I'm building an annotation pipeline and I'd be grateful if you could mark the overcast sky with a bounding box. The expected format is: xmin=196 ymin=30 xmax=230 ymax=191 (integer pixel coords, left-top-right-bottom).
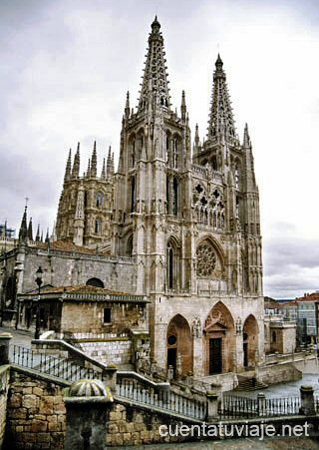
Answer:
xmin=1 ymin=0 xmax=319 ymax=298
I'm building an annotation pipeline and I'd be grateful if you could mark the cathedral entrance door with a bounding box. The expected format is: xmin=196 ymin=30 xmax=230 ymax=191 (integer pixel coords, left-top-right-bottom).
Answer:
xmin=209 ymin=338 xmax=222 ymax=374
xmin=167 ymin=348 xmax=177 ymax=377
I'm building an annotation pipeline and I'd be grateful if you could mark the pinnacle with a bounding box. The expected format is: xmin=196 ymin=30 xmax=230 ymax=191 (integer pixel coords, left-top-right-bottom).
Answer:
xmin=216 ymin=53 xmax=223 ymax=66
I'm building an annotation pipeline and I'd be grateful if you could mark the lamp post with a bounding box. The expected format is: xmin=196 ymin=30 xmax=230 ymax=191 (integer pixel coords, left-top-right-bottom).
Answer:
xmin=35 ymin=266 xmax=43 ymax=339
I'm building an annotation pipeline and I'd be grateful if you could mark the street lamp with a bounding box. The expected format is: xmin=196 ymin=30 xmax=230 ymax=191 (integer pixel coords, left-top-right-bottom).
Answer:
xmin=35 ymin=266 xmax=43 ymax=339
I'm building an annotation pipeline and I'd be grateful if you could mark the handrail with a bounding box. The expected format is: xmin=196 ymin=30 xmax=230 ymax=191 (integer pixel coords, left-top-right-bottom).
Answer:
xmin=32 ymin=339 xmax=112 ymax=372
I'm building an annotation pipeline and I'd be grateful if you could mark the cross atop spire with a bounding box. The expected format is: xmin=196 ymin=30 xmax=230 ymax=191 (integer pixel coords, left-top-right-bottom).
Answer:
xmin=207 ymin=54 xmax=236 ymax=144
xmin=138 ymin=16 xmax=171 ymax=112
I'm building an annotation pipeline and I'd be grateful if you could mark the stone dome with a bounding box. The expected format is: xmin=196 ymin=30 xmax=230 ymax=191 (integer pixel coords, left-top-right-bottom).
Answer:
xmin=69 ymin=379 xmax=107 ymax=397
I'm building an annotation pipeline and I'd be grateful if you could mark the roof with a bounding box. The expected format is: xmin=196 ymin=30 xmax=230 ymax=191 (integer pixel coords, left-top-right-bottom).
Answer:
xmin=296 ymin=292 xmax=319 ymax=302
xmin=35 ymin=240 xmax=110 ymax=255
xmin=18 ymin=284 xmax=149 ymax=303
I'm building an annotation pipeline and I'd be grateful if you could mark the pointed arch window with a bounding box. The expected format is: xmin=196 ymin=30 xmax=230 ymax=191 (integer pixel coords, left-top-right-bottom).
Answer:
xmin=131 ymin=176 xmax=136 ymax=213
xmin=96 ymin=192 xmax=104 ymax=208
xmin=235 ymin=163 xmax=240 ymax=189
xmin=167 ymin=242 xmax=174 ymax=290
xmin=173 ymin=178 xmax=178 ymax=216
xmin=95 ymin=218 xmax=102 ymax=234
xmin=173 ymin=138 xmax=178 ymax=168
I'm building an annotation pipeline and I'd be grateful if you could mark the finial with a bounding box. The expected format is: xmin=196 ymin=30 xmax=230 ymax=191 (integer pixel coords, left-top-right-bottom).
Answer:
xmin=101 ymin=157 xmax=106 ymax=179
xmin=151 ymin=15 xmax=161 ymax=33
xmin=181 ymin=90 xmax=186 ymax=120
xmin=243 ymin=123 xmax=251 ymax=148
xmin=125 ymin=91 xmax=130 ymax=118
xmin=216 ymin=53 xmax=223 ymax=67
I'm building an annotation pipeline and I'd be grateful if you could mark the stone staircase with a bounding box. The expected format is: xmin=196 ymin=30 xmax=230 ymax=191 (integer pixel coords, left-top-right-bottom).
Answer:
xmin=234 ymin=375 xmax=268 ymax=391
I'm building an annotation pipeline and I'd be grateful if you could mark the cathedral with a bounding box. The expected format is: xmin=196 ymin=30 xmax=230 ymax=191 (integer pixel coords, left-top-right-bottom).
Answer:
xmin=0 ymin=17 xmax=264 ymax=381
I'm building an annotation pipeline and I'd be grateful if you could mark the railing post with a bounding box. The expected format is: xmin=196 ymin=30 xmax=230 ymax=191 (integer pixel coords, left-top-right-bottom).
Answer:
xmin=300 ymin=385 xmax=315 ymax=416
xmin=257 ymin=393 xmax=266 ymax=417
xmin=0 ymin=332 xmax=12 ymax=365
xmin=206 ymin=390 xmax=220 ymax=422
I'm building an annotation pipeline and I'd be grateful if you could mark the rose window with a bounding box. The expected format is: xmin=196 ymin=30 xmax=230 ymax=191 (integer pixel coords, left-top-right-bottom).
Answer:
xmin=196 ymin=242 xmax=217 ymax=277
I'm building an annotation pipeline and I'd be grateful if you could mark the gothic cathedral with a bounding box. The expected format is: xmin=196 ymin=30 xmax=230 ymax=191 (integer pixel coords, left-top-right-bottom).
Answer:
xmin=55 ymin=17 xmax=264 ymax=378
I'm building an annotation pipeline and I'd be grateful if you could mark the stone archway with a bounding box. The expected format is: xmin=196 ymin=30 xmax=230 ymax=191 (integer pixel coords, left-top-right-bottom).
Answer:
xmin=167 ymin=314 xmax=192 ymax=378
xmin=243 ymin=315 xmax=259 ymax=368
xmin=204 ymin=302 xmax=235 ymax=375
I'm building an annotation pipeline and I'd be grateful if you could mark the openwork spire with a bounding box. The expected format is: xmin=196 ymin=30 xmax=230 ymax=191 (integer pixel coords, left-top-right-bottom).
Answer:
xmin=207 ymin=54 xmax=236 ymax=143
xmin=138 ymin=16 xmax=171 ymax=112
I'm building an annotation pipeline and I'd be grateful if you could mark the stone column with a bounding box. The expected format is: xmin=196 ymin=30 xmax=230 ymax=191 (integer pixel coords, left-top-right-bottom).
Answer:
xmin=235 ymin=332 xmax=243 ymax=372
xmin=0 ymin=333 xmax=12 ymax=364
xmin=300 ymin=385 xmax=315 ymax=416
xmin=206 ymin=391 xmax=220 ymax=421
xmin=257 ymin=392 xmax=266 ymax=416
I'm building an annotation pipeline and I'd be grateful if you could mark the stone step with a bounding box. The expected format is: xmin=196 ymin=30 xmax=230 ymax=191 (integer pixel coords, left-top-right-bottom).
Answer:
xmin=235 ymin=378 xmax=268 ymax=391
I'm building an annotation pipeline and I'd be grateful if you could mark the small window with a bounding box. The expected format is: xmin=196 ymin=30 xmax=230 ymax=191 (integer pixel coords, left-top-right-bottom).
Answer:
xmin=272 ymin=331 xmax=277 ymax=343
xmin=95 ymin=219 xmax=102 ymax=234
xmin=104 ymin=308 xmax=111 ymax=324
xmin=96 ymin=193 xmax=103 ymax=208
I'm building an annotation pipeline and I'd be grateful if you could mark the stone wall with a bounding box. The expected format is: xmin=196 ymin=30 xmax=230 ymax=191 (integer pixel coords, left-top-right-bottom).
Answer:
xmin=0 ymin=366 xmax=10 ymax=449
xmin=5 ymin=369 xmax=67 ymax=450
xmin=77 ymin=339 xmax=132 ymax=367
xmin=257 ymin=361 xmax=302 ymax=385
xmin=61 ymin=301 xmax=147 ymax=335
xmin=106 ymin=401 xmax=199 ymax=447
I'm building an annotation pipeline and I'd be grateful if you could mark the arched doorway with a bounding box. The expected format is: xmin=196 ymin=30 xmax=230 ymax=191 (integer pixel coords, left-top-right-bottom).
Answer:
xmin=204 ymin=302 xmax=235 ymax=375
xmin=243 ymin=315 xmax=259 ymax=368
xmin=167 ymin=314 xmax=192 ymax=378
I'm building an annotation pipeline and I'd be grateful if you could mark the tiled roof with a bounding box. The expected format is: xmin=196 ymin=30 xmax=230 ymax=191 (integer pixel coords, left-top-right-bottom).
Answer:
xmin=40 ymin=285 xmax=129 ymax=296
xmin=34 ymin=240 xmax=110 ymax=255
xmin=296 ymin=293 xmax=319 ymax=302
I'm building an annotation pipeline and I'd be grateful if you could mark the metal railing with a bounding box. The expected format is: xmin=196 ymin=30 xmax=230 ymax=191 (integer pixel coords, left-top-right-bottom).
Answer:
xmin=116 ymin=379 xmax=207 ymax=420
xmin=12 ymin=345 xmax=103 ymax=382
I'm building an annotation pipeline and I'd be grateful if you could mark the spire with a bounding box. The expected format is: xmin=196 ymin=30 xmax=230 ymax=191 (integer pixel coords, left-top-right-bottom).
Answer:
xmin=91 ymin=141 xmax=97 ymax=177
xmin=86 ymin=158 xmax=91 ymax=177
xmin=243 ymin=123 xmax=251 ymax=148
xmin=45 ymin=228 xmax=50 ymax=243
xmin=195 ymin=123 xmax=200 ymax=147
xmin=242 ymin=123 xmax=256 ymax=189
xmin=27 ymin=217 xmax=33 ymax=241
xmin=64 ymin=149 xmax=72 ymax=182
xmin=72 ymin=143 xmax=80 ymax=177
xmin=101 ymin=157 xmax=106 ymax=179
xmin=19 ymin=206 xmax=28 ymax=242
xmin=40 ymin=230 xmax=43 ymax=243
xmin=207 ymin=54 xmax=236 ymax=143
xmin=35 ymin=224 xmax=40 ymax=242
xmin=181 ymin=90 xmax=186 ymax=121
xmin=107 ymin=146 xmax=112 ymax=177
xmin=111 ymin=152 xmax=114 ymax=174
xmin=138 ymin=16 xmax=171 ymax=112
xmin=125 ymin=91 xmax=130 ymax=118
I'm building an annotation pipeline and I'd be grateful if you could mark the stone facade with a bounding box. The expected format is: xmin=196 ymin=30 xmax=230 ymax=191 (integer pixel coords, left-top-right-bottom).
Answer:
xmin=0 ymin=17 xmax=265 ymax=381
xmin=5 ymin=369 xmax=66 ymax=450
xmin=0 ymin=366 xmax=9 ymax=448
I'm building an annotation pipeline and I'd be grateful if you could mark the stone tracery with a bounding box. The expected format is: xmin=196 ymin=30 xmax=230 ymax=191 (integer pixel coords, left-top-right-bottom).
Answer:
xmin=196 ymin=240 xmax=217 ymax=277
